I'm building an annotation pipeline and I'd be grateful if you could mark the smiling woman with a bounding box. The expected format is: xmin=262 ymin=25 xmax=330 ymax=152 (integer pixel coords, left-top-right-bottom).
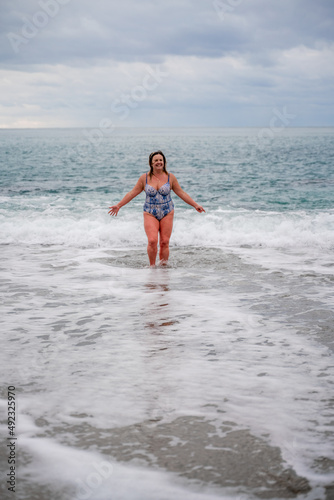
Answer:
xmin=108 ymin=150 xmax=205 ymax=266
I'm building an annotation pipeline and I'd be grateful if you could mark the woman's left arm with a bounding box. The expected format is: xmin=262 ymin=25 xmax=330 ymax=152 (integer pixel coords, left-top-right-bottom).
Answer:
xmin=170 ymin=173 xmax=205 ymax=213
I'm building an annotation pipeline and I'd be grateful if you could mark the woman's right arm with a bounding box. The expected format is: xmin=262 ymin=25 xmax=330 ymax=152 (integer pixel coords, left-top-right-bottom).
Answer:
xmin=108 ymin=175 xmax=145 ymax=216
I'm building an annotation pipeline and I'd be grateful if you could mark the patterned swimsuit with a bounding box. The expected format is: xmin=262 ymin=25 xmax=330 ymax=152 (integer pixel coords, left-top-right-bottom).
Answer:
xmin=143 ymin=173 xmax=174 ymax=221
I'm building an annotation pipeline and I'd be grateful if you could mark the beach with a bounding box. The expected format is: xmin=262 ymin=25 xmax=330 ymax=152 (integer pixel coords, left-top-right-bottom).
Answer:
xmin=1 ymin=127 xmax=334 ymax=499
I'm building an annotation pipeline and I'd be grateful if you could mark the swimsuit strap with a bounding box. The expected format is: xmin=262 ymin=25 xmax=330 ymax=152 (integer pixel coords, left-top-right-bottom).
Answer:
xmin=146 ymin=173 xmax=147 ymax=184
xmin=168 ymin=174 xmax=170 ymax=183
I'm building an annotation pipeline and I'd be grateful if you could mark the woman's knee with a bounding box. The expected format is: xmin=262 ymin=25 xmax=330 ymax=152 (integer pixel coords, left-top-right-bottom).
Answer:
xmin=148 ymin=237 xmax=158 ymax=248
xmin=160 ymin=237 xmax=170 ymax=248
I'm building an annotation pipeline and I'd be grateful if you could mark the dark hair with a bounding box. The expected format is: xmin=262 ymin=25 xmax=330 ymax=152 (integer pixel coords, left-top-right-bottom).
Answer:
xmin=148 ymin=151 xmax=168 ymax=178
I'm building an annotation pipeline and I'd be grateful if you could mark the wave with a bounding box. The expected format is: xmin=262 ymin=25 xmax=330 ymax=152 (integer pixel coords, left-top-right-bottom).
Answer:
xmin=1 ymin=207 xmax=333 ymax=252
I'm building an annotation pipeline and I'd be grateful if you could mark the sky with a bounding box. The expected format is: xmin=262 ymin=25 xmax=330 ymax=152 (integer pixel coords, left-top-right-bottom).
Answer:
xmin=0 ymin=0 xmax=333 ymax=128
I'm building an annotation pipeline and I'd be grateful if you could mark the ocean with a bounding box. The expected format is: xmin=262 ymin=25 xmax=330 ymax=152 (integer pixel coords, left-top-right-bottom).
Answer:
xmin=0 ymin=127 xmax=333 ymax=500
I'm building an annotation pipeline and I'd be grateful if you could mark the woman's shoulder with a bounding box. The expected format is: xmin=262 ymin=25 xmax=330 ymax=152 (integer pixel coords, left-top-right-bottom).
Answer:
xmin=138 ymin=172 xmax=147 ymax=182
xmin=134 ymin=173 xmax=147 ymax=188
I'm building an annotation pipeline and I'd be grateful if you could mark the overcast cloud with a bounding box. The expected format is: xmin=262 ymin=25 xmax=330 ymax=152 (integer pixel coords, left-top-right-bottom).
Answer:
xmin=0 ymin=0 xmax=333 ymax=128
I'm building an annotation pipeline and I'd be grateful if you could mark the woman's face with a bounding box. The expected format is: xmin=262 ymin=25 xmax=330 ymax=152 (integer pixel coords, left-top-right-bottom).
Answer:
xmin=151 ymin=154 xmax=164 ymax=170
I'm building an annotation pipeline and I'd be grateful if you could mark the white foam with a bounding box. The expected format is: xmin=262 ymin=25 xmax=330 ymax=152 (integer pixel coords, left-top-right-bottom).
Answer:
xmin=173 ymin=208 xmax=334 ymax=250
xmin=1 ymin=206 xmax=333 ymax=256
xmin=17 ymin=423 xmax=235 ymax=500
xmin=1 ymin=203 xmax=333 ymax=499
xmin=4 ymin=277 xmax=333 ymax=490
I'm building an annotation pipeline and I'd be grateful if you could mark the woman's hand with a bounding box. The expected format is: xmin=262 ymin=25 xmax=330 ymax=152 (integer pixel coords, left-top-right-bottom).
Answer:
xmin=195 ymin=204 xmax=205 ymax=213
xmin=108 ymin=205 xmax=120 ymax=216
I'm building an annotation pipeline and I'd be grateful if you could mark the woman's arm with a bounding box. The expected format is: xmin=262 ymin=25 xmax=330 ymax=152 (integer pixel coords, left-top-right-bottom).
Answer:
xmin=170 ymin=173 xmax=205 ymax=213
xmin=108 ymin=174 xmax=145 ymax=216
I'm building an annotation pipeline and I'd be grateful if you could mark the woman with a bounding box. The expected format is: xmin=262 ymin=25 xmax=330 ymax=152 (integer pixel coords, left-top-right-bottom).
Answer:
xmin=108 ymin=151 xmax=205 ymax=266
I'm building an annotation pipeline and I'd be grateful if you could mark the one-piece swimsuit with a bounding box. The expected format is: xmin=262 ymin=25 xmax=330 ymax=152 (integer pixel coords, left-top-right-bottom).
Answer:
xmin=143 ymin=173 xmax=174 ymax=221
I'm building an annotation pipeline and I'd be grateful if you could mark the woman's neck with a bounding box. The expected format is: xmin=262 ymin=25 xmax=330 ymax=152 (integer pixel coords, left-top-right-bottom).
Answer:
xmin=152 ymin=169 xmax=165 ymax=178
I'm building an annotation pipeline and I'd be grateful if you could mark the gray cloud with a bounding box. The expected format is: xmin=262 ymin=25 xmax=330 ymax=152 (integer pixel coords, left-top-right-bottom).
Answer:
xmin=2 ymin=0 xmax=333 ymax=64
xmin=0 ymin=0 xmax=333 ymax=127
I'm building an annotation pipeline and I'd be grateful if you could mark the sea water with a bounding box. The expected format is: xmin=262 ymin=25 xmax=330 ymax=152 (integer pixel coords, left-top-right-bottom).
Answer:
xmin=0 ymin=127 xmax=334 ymax=500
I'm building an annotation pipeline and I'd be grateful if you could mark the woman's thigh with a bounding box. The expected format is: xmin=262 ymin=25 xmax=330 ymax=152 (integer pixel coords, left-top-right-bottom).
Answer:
xmin=159 ymin=210 xmax=174 ymax=242
xmin=144 ymin=212 xmax=160 ymax=242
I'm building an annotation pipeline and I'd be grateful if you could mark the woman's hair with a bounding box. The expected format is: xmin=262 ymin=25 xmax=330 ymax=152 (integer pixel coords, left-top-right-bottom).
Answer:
xmin=148 ymin=150 xmax=168 ymax=178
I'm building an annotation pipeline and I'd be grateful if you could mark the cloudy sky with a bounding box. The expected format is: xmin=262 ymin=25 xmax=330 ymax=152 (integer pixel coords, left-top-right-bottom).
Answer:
xmin=0 ymin=0 xmax=333 ymax=128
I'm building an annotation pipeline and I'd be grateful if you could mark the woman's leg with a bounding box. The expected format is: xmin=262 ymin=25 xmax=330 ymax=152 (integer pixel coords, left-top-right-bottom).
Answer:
xmin=159 ymin=210 xmax=174 ymax=263
xmin=144 ymin=213 xmax=160 ymax=266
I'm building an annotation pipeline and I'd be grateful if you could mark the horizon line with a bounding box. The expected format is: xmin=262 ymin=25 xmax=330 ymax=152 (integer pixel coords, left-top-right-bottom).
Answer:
xmin=1 ymin=125 xmax=334 ymax=131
